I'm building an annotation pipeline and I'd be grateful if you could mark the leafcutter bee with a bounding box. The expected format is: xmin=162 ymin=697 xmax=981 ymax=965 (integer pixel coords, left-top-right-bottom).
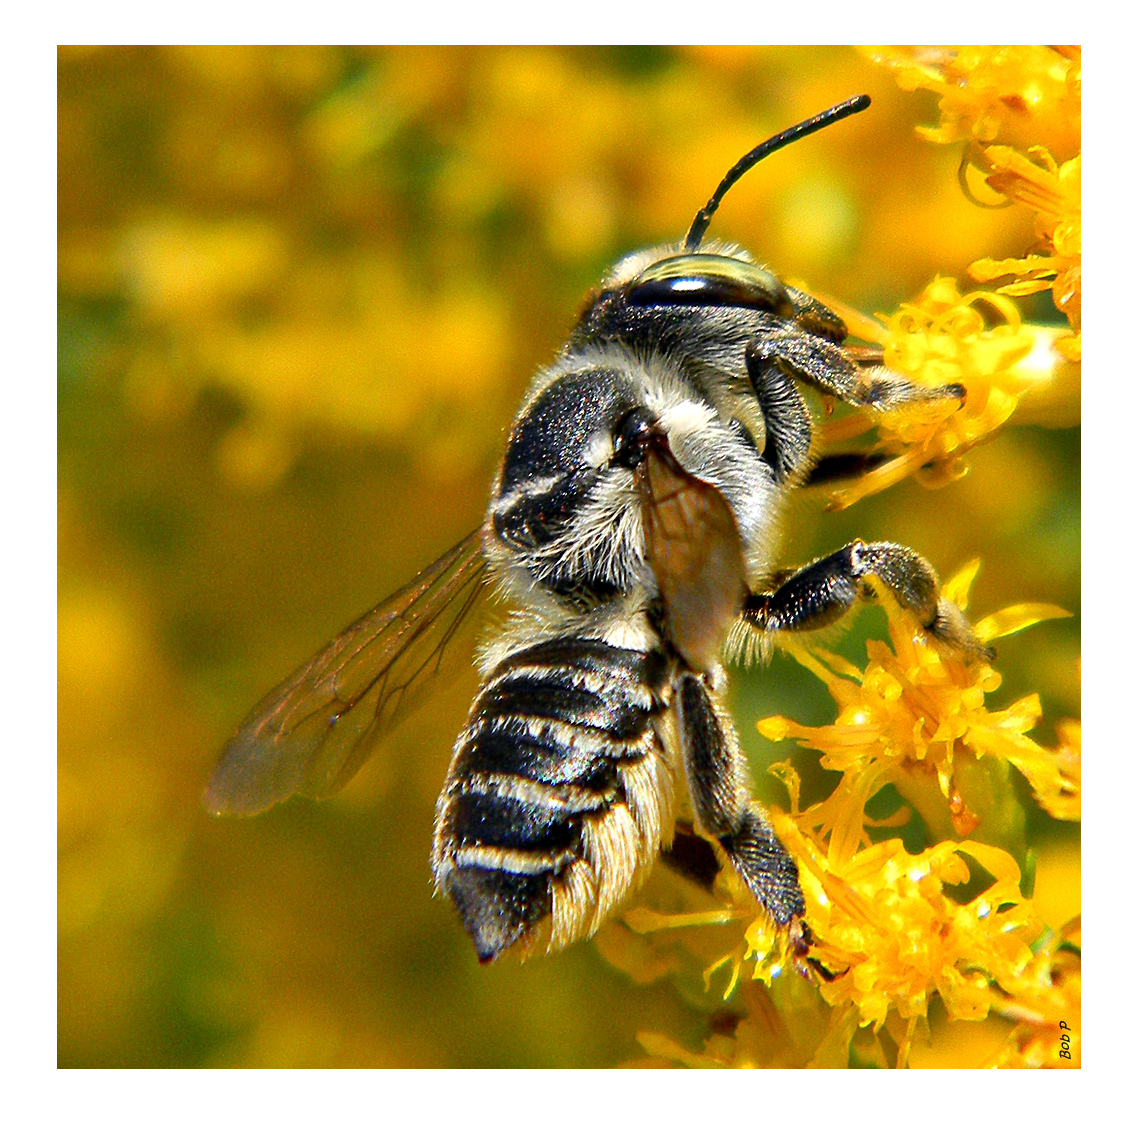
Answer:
xmin=207 ymin=95 xmax=986 ymax=963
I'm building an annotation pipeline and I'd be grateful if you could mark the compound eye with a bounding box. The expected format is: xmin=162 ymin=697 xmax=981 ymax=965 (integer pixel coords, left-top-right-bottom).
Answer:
xmin=611 ymin=407 xmax=655 ymax=469
xmin=628 ymin=254 xmax=793 ymax=317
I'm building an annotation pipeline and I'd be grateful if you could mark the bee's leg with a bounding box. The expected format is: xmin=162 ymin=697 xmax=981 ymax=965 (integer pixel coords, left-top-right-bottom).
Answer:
xmin=744 ymin=346 xmax=812 ymax=483
xmin=743 ymin=540 xmax=993 ymax=660
xmin=800 ymin=450 xmax=891 ymax=487
xmin=660 ymin=821 xmax=723 ymax=893
xmin=674 ymin=671 xmax=805 ymax=927
xmin=748 ymin=329 xmax=964 ymax=412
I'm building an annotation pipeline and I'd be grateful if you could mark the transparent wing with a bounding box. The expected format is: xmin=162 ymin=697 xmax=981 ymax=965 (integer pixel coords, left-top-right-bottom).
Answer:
xmin=205 ymin=531 xmax=489 ymax=816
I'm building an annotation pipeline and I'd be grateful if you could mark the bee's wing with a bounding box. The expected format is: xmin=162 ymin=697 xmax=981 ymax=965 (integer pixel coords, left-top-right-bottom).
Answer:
xmin=205 ymin=531 xmax=489 ymax=816
xmin=639 ymin=449 xmax=746 ymax=673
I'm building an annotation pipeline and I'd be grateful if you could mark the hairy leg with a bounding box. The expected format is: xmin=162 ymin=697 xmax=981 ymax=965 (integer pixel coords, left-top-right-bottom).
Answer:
xmin=743 ymin=540 xmax=993 ymax=661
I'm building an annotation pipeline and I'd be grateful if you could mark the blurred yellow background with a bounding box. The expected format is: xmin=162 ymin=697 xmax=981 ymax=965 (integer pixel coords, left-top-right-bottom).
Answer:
xmin=58 ymin=45 xmax=1078 ymax=1067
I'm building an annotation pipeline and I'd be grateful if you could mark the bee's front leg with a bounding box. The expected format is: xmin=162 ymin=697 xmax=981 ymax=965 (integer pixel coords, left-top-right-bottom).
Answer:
xmin=744 ymin=344 xmax=812 ymax=485
xmin=673 ymin=671 xmax=805 ymax=928
xmin=748 ymin=327 xmax=964 ymax=412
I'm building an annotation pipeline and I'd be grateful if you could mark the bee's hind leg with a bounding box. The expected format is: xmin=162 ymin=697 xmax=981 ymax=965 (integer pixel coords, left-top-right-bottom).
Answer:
xmin=673 ymin=671 xmax=805 ymax=928
xmin=800 ymin=450 xmax=891 ymax=487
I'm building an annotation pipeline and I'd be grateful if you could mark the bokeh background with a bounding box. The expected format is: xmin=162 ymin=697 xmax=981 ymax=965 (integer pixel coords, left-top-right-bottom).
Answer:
xmin=58 ymin=45 xmax=1079 ymax=1067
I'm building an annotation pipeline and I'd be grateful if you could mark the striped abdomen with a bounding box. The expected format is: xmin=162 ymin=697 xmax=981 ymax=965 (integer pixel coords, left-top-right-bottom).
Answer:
xmin=432 ymin=636 xmax=676 ymax=962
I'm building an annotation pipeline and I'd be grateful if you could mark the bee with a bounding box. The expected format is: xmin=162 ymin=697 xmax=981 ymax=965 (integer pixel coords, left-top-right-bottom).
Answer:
xmin=206 ymin=95 xmax=989 ymax=964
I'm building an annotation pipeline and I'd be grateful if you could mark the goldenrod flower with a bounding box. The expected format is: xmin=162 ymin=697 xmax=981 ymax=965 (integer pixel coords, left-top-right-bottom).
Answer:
xmin=865 ymin=46 xmax=1081 ymax=363
xmin=819 ymin=279 xmax=1048 ymax=508
xmin=740 ymin=573 xmax=1075 ymax=1066
xmin=808 ymin=45 xmax=1081 ymax=508
xmin=969 ymin=148 xmax=1081 ymax=360
xmin=758 ymin=822 xmax=1042 ymax=1049
xmin=985 ymin=917 xmax=1080 ymax=1068
xmin=618 ymin=822 xmax=1064 ymax=1068
xmin=756 ymin=566 xmax=1077 ymax=837
xmin=861 ymin=46 xmax=1079 ymax=153
xmin=607 ymin=566 xmax=1078 ymax=1069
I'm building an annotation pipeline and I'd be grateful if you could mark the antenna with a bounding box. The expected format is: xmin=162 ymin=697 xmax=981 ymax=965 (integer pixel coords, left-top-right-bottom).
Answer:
xmin=684 ymin=94 xmax=871 ymax=253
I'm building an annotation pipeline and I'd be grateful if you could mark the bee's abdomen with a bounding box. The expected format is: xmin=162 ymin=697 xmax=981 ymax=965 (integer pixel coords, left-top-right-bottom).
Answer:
xmin=433 ymin=637 xmax=675 ymax=962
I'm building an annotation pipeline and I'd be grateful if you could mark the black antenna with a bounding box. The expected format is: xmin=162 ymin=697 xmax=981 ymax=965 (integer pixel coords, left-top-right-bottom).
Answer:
xmin=684 ymin=94 xmax=871 ymax=253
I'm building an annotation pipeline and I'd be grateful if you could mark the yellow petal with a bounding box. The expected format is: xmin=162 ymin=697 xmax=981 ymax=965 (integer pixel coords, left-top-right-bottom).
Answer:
xmin=943 ymin=559 xmax=982 ymax=608
xmin=975 ymin=603 xmax=1072 ymax=643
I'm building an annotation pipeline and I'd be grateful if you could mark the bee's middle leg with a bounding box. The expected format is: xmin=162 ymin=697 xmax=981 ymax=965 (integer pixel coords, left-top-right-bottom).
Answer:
xmin=742 ymin=540 xmax=993 ymax=660
xmin=674 ymin=671 xmax=804 ymax=927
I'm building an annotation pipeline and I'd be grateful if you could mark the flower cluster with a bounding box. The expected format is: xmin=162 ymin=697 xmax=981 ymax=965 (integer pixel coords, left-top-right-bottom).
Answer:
xmin=746 ymin=574 xmax=1079 ymax=1063
xmin=614 ymin=577 xmax=1079 ymax=1069
xmin=985 ymin=917 xmax=1081 ymax=1068
xmin=757 ymin=565 xmax=1077 ymax=833
xmin=861 ymin=45 xmax=1079 ymax=151
xmin=969 ymin=147 xmax=1081 ymax=361
xmin=802 ymin=47 xmax=1082 ymax=510
xmin=865 ymin=45 xmax=1081 ymax=360
xmin=806 ymin=45 xmax=1081 ymax=509
xmin=761 ymin=828 xmax=1042 ymax=1061
xmin=818 ymin=279 xmax=1050 ymax=509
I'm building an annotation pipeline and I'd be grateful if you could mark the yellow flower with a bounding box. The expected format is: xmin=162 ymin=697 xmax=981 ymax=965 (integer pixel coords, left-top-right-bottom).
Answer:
xmin=969 ymin=149 xmax=1081 ymax=360
xmin=984 ymin=917 xmax=1080 ymax=1068
xmin=606 ymin=566 xmax=1077 ymax=1069
xmin=861 ymin=46 xmax=1079 ymax=152
xmin=756 ymin=821 xmax=1042 ymax=1047
xmin=756 ymin=565 xmax=1077 ymax=838
xmin=818 ymin=279 xmax=1049 ymax=509
xmin=864 ymin=45 xmax=1081 ymax=364
xmin=623 ymin=817 xmax=1059 ymax=1067
xmin=737 ymin=569 xmax=1076 ymax=1064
